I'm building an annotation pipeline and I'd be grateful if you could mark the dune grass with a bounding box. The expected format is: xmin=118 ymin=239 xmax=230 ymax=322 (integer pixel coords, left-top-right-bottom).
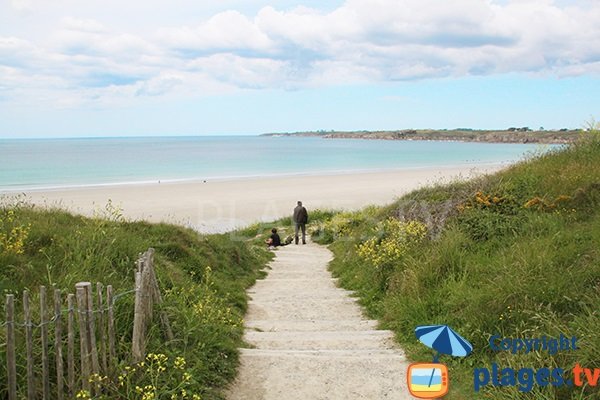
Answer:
xmin=312 ymin=135 xmax=600 ymax=399
xmin=0 ymin=200 xmax=272 ymax=399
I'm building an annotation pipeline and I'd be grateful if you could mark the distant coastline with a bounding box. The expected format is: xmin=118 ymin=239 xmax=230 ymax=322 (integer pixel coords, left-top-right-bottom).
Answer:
xmin=261 ymin=129 xmax=580 ymax=144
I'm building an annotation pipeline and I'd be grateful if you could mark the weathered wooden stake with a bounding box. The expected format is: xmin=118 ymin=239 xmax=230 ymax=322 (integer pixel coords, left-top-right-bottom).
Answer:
xmin=67 ymin=293 xmax=75 ymax=398
xmin=84 ymin=283 xmax=100 ymax=377
xmin=23 ymin=290 xmax=35 ymax=400
xmin=106 ymin=285 xmax=116 ymax=369
xmin=54 ymin=289 xmax=64 ymax=400
xmin=131 ymin=270 xmax=145 ymax=362
xmin=40 ymin=286 xmax=50 ymax=399
xmin=6 ymin=294 xmax=17 ymax=400
xmin=97 ymin=282 xmax=107 ymax=374
xmin=76 ymin=283 xmax=91 ymax=392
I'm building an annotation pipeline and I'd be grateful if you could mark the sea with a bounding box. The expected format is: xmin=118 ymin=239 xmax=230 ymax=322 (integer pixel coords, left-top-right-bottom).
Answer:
xmin=0 ymin=136 xmax=552 ymax=192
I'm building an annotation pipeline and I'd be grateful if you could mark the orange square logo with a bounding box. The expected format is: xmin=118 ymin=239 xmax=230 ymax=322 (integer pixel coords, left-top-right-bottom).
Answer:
xmin=407 ymin=363 xmax=449 ymax=399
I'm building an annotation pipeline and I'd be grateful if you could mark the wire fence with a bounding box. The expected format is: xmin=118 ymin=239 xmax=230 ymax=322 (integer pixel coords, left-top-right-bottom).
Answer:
xmin=1 ymin=248 xmax=170 ymax=400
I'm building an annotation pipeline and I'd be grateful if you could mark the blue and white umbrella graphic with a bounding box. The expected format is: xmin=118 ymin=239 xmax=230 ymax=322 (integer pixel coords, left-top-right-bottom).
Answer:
xmin=415 ymin=324 xmax=473 ymax=362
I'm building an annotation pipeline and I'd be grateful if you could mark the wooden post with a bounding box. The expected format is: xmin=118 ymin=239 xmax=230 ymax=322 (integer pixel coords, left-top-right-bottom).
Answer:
xmin=97 ymin=282 xmax=107 ymax=375
xmin=23 ymin=290 xmax=35 ymax=400
xmin=76 ymin=284 xmax=91 ymax=392
xmin=6 ymin=294 xmax=17 ymax=400
xmin=40 ymin=286 xmax=50 ymax=399
xmin=143 ymin=260 xmax=153 ymax=328
xmin=54 ymin=289 xmax=64 ymax=400
xmin=106 ymin=285 xmax=116 ymax=369
xmin=85 ymin=283 xmax=100 ymax=376
xmin=131 ymin=270 xmax=145 ymax=362
xmin=67 ymin=294 xmax=75 ymax=398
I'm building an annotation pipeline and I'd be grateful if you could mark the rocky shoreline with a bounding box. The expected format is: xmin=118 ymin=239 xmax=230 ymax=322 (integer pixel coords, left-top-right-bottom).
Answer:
xmin=263 ymin=129 xmax=581 ymax=144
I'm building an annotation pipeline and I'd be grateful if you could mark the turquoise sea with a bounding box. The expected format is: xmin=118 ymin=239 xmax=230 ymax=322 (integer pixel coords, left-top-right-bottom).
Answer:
xmin=0 ymin=136 xmax=549 ymax=191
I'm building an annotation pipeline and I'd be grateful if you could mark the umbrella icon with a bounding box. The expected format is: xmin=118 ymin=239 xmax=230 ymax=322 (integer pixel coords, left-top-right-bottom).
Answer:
xmin=414 ymin=325 xmax=473 ymax=391
xmin=415 ymin=324 xmax=473 ymax=363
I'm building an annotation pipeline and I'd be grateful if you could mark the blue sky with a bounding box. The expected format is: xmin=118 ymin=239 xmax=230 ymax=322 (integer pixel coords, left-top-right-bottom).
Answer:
xmin=1 ymin=0 xmax=599 ymax=138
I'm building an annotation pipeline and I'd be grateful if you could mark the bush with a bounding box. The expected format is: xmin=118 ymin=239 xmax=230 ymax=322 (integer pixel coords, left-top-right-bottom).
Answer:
xmin=356 ymin=219 xmax=427 ymax=288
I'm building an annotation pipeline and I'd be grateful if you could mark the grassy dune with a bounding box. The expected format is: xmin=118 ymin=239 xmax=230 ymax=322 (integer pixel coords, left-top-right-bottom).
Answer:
xmin=0 ymin=201 xmax=272 ymax=399
xmin=312 ymin=136 xmax=600 ymax=399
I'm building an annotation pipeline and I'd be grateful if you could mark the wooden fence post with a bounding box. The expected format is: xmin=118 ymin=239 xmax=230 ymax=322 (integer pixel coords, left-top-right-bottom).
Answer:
xmin=131 ymin=269 xmax=145 ymax=363
xmin=132 ymin=249 xmax=173 ymax=361
xmin=97 ymin=282 xmax=107 ymax=375
xmin=6 ymin=294 xmax=17 ymax=400
xmin=67 ymin=293 xmax=75 ymax=398
xmin=76 ymin=283 xmax=91 ymax=392
xmin=40 ymin=286 xmax=50 ymax=399
xmin=54 ymin=289 xmax=64 ymax=400
xmin=85 ymin=283 xmax=100 ymax=377
xmin=23 ymin=290 xmax=35 ymax=400
xmin=106 ymin=285 xmax=116 ymax=370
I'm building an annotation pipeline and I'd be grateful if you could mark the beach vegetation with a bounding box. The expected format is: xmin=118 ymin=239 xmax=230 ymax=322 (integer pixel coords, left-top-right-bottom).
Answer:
xmin=0 ymin=201 xmax=271 ymax=399
xmin=313 ymin=134 xmax=600 ymax=399
xmin=0 ymin=208 xmax=31 ymax=255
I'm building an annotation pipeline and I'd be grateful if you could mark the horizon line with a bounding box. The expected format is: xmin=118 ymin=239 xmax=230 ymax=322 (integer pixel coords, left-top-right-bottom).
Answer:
xmin=0 ymin=127 xmax=583 ymax=140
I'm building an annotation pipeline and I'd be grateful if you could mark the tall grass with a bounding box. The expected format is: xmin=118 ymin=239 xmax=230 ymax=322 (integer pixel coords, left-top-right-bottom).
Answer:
xmin=0 ymin=200 xmax=272 ymax=399
xmin=314 ymin=136 xmax=600 ymax=399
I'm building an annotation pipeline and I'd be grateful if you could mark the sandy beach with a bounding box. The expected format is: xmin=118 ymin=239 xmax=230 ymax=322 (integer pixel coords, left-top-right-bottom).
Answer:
xmin=20 ymin=165 xmax=502 ymax=233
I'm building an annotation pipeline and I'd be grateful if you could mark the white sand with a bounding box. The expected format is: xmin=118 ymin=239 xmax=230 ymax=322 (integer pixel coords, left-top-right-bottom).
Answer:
xmin=21 ymin=165 xmax=502 ymax=232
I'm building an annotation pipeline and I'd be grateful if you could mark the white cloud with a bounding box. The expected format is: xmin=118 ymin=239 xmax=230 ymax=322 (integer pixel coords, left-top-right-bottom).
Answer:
xmin=9 ymin=0 xmax=32 ymax=13
xmin=187 ymin=53 xmax=289 ymax=88
xmin=135 ymin=72 xmax=185 ymax=96
xmin=61 ymin=17 xmax=108 ymax=34
xmin=1 ymin=0 xmax=600 ymax=108
xmin=159 ymin=10 xmax=274 ymax=52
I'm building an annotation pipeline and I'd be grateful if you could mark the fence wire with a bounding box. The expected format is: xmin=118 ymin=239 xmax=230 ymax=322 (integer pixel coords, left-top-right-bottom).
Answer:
xmin=0 ymin=288 xmax=138 ymax=329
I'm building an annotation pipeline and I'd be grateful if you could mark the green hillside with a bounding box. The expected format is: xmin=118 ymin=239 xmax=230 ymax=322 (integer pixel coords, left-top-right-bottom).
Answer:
xmin=0 ymin=201 xmax=272 ymax=399
xmin=312 ymin=135 xmax=600 ymax=399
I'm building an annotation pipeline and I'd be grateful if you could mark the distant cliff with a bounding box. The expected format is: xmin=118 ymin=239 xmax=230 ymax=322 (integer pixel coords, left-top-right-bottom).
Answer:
xmin=262 ymin=129 xmax=581 ymax=144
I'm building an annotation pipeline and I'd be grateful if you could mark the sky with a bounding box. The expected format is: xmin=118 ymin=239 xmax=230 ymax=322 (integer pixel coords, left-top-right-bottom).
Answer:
xmin=1 ymin=0 xmax=600 ymax=138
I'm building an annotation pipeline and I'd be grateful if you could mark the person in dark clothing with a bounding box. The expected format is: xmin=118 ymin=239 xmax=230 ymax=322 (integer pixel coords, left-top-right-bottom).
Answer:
xmin=266 ymin=228 xmax=282 ymax=248
xmin=292 ymin=201 xmax=308 ymax=245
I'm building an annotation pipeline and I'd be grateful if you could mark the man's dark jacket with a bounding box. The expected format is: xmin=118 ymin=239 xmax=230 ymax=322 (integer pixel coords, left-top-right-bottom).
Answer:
xmin=293 ymin=205 xmax=308 ymax=224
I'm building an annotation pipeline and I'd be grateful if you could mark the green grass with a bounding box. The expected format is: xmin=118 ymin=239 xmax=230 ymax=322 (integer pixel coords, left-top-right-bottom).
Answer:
xmin=0 ymin=200 xmax=272 ymax=399
xmin=313 ymin=136 xmax=600 ymax=399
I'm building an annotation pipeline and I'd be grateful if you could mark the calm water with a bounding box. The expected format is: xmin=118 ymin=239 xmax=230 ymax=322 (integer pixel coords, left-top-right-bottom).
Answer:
xmin=0 ymin=136 xmax=549 ymax=191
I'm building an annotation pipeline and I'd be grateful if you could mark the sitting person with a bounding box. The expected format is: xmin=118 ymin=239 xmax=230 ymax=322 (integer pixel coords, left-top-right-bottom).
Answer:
xmin=265 ymin=228 xmax=282 ymax=248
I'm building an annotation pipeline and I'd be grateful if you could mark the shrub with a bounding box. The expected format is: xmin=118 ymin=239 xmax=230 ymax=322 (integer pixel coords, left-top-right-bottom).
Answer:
xmin=0 ymin=208 xmax=31 ymax=255
xmin=356 ymin=218 xmax=427 ymax=286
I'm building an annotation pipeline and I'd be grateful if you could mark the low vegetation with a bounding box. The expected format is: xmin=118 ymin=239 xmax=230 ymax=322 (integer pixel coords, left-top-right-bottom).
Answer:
xmin=263 ymin=128 xmax=582 ymax=144
xmin=311 ymin=133 xmax=600 ymax=399
xmin=0 ymin=200 xmax=272 ymax=399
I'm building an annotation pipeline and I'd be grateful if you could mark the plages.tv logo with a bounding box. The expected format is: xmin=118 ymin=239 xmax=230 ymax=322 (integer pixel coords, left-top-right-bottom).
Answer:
xmin=408 ymin=325 xmax=473 ymax=399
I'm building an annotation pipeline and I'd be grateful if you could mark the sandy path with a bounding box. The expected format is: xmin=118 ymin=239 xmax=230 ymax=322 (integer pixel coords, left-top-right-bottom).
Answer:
xmin=226 ymin=240 xmax=415 ymax=400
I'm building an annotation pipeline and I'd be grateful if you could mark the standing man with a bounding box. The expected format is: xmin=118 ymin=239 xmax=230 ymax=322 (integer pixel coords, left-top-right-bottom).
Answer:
xmin=293 ymin=200 xmax=308 ymax=245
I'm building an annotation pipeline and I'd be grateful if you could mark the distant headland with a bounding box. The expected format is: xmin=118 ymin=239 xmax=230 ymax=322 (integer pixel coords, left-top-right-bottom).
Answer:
xmin=261 ymin=128 xmax=581 ymax=144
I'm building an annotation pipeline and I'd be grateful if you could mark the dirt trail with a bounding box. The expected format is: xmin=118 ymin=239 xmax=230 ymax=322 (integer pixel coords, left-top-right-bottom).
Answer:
xmin=226 ymin=240 xmax=414 ymax=400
